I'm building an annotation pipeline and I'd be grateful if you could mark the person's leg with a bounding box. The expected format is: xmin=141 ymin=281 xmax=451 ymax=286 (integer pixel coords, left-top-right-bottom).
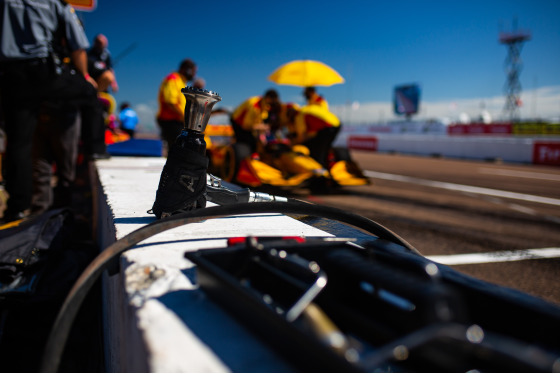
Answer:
xmin=1 ymin=60 xmax=53 ymax=219
xmin=158 ymin=119 xmax=183 ymax=151
xmin=305 ymin=126 xmax=339 ymax=168
xmin=305 ymin=133 xmax=328 ymax=168
xmin=50 ymin=67 xmax=107 ymax=158
xmin=31 ymin=104 xmax=56 ymax=215
xmin=123 ymin=128 xmax=134 ymax=138
xmin=3 ymin=103 xmax=40 ymax=217
xmin=80 ymin=99 xmax=107 ymax=157
xmin=52 ymin=105 xmax=80 ymax=209
xmin=158 ymin=119 xmax=172 ymax=150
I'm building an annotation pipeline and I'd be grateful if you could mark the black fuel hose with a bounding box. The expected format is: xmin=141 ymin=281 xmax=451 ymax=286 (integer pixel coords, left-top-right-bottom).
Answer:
xmin=40 ymin=200 xmax=418 ymax=372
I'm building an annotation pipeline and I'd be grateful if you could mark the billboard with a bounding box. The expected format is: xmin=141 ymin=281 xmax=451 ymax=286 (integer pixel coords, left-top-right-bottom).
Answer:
xmin=533 ymin=142 xmax=560 ymax=166
xmin=347 ymin=135 xmax=378 ymax=151
xmin=394 ymin=84 xmax=420 ymax=116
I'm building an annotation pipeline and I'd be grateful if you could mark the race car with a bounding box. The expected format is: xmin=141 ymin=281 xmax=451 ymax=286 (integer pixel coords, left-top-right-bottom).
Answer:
xmin=204 ymin=123 xmax=369 ymax=193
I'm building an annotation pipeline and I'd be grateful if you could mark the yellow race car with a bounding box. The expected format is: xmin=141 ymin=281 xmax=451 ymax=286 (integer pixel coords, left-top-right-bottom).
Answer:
xmin=205 ymin=124 xmax=369 ymax=193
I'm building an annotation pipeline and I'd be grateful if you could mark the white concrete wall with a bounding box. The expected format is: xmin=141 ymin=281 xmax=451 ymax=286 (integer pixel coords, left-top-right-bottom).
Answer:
xmin=93 ymin=156 xmax=331 ymax=372
xmin=377 ymin=134 xmax=534 ymax=163
xmin=335 ymin=132 xmax=559 ymax=164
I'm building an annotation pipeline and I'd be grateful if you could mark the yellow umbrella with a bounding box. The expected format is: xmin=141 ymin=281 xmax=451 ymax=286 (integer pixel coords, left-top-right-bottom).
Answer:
xmin=268 ymin=60 xmax=345 ymax=87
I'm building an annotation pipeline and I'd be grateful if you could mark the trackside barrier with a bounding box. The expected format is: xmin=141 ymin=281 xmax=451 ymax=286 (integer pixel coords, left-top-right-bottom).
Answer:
xmin=447 ymin=123 xmax=512 ymax=135
xmin=347 ymin=135 xmax=378 ymax=151
xmin=446 ymin=122 xmax=560 ymax=135
xmin=533 ymin=141 xmax=560 ymax=165
xmin=336 ymin=133 xmax=560 ymax=166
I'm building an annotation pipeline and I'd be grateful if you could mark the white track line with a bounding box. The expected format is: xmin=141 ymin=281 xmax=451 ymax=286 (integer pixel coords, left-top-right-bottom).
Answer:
xmin=478 ymin=167 xmax=560 ymax=181
xmin=426 ymin=247 xmax=560 ymax=265
xmin=364 ymin=170 xmax=560 ymax=206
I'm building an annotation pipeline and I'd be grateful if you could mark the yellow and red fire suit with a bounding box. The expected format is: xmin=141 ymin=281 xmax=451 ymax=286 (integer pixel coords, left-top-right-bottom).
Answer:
xmin=306 ymin=92 xmax=329 ymax=111
xmin=157 ymin=71 xmax=187 ymax=122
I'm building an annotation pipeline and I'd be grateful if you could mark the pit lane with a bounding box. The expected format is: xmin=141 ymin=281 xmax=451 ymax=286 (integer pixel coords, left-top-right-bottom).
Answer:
xmin=298 ymin=151 xmax=560 ymax=306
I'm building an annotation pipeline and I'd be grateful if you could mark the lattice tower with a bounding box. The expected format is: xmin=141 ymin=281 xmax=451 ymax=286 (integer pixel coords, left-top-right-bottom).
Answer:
xmin=499 ymin=24 xmax=531 ymax=122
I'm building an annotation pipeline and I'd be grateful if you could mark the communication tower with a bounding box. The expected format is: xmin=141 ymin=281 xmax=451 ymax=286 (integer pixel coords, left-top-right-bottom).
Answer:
xmin=499 ymin=20 xmax=531 ymax=122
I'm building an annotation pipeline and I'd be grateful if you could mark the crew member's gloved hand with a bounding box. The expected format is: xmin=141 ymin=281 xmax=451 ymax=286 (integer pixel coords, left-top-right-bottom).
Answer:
xmin=151 ymin=142 xmax=208 ymax=219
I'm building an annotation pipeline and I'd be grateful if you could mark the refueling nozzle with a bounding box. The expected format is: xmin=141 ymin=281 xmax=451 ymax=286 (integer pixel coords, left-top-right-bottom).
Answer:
xmin=206 ymin=174 xmax=287 ymax=206
xmin=150 ymin=87 xmax=222 ymax=219
xmin=181 ymin=86 xmax=222 ymax=133
xmin=150 ymin=86 xmax=287 ymax=219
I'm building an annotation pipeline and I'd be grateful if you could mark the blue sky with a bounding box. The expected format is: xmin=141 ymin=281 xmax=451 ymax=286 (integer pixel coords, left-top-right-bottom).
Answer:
xmin=77 ymin=0 xmax=560 ymax=130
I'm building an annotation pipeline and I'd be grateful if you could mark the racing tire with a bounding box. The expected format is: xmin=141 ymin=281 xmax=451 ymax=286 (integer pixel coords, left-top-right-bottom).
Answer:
xmin=331 ymin=146 xmax=352 ymax=162
xmin=221 ymin=142 xmax=252 ymax=182
xmin=309 ymin=176 xmax=335 ymax=195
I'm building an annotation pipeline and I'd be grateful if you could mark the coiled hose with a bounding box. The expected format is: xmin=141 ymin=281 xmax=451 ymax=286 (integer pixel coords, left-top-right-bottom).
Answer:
xmin=40 ymin=200 xmax=418 ymax=372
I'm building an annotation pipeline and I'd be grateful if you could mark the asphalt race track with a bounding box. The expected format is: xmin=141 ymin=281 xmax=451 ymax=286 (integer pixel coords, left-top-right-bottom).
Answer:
xmin=301 ymin=151 xmax=560 ymax=306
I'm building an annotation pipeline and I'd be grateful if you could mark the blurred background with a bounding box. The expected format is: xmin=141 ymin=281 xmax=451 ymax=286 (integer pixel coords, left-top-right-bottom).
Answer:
xmin=74 ymin=0 xmax=560 ymax=135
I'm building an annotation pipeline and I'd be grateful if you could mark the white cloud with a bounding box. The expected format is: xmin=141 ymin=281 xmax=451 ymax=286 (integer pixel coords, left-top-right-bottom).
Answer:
xmin=332 ymin=85 xmax=560 ymax=124
xmin=131 ymin=86 xmax=560 ymax=135
xmin=134 ymin=102 xmax=158 ymax=133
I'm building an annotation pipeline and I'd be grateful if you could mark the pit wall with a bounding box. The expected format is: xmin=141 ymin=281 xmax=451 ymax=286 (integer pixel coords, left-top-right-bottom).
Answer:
xmin=334 ymin=124 xmax=560 ymax=166
xmin=345 ymin=121 xmax=560 ymax=136
xmin=92 ymin=156 xmax=332 ymax=372
xmin=447 ymin=122 xmax=560 ymax=136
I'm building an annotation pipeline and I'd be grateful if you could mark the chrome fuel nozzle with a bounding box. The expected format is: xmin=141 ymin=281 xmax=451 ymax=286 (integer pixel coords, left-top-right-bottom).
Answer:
xmin=151 ymin=86 xmax=222 ymax=219
xmin=181 ymin=86 xmax=222 ymax=133
xmin=206 ymin=174 xmax=288 ymax=205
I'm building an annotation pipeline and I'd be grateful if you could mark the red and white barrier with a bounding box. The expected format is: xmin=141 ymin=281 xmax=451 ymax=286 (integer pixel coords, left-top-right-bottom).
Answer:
xmin=336 ymin=130 xmax=560 ymax=166
xmin=347 ymin=135 xmax=378 ymax=151
xmin=533 ymin=142 xmax=560 ymax=165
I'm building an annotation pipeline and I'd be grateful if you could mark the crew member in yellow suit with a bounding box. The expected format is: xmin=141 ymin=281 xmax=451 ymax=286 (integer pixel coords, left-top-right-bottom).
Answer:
xmin=230 ymin=89 xmax=281 ymax=152
xmin=156 ymin=58 xmax=197 ymax=148
xmin=303 ymin=86 xmax=329 ymax=110
xmin=286 ymin=103 xmax=341 ymax=168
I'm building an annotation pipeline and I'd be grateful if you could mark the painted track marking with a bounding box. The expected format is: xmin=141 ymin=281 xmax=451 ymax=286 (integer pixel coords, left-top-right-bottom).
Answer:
xmin=427 ymin=247 xmax=560 ymax=265
xmin=478 ymin=167 xmax=560 ymax=181
xmin=364 ymin=170 xmax=560 ymax=206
